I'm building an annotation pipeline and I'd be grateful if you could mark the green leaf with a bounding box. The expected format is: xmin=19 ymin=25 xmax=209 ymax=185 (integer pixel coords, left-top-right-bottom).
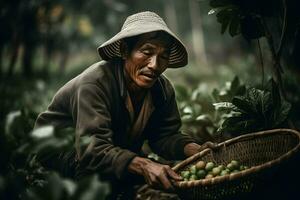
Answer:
xmin=213 ymin=102 xmax=237 ymax=112
xmin=216 ymin=9 xmax=232 ymax=34
xmin=218 ymin=116 xmax=257 ymax=135
xmin=5 ymin=110 xmax=22 ymax=135
xmin=74 ymin=175 xmax=110 ymax=200
xmin=62 ymin=179 xmax=77 ymax=196
xmin=31 ymin=126 xmax=55 ymax=139
xmin=273 ymin=101 xmax=291 ymax=127
xmin=248 ymin=88 xmax=271 ymax=118
xmin=230 ymin=76 xmax=240 ymax=92
xmin=191 ymin=88 xmax=203 ymax=101
xmin=208 ymin=9 xmax=216 ymax=15
xmin=183 ymin=106 xmax=193 ymax=115
xmin=193 ymin=104 xmax=202 ymax=116
xmin=148 ymin=153 xmax=159 ymax=161
xmin=232 ymin=96 xmax=254 ymax=114
xmin=211 ymin=88 xmax=219 ymax=101
xmin=181 ymin=114 xmax=194 ymax=123
xmin=247 ymin=88 xmax=266 ymax=113
xmin=175 ymin=85 xmax=190 ymax=101
xmin=196 ymin=114 xmax=214 ymax=126
xmin=229 ymin=14 xmax=241 ymax=37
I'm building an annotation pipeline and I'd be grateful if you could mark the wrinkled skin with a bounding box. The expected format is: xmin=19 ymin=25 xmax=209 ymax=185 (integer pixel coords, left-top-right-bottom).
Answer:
xmin=123 ymin=32 xmax=170 ymax=90
xmin=123 ymin=32 xmax=207 ymax=190
xmin=124 ymin=33 xmax=182 ymax=190
xmin=128 ymin=157 xmax=182 ymax=191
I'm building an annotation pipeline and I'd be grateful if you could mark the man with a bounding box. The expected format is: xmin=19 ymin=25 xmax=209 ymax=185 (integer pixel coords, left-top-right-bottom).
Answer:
xmin=35 ymin=11 xmax=207 ymax=199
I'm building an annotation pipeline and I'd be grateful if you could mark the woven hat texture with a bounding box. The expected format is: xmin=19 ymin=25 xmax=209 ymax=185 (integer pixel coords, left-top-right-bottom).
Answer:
xmin=97 ymin=11 xmax=188 ymax=68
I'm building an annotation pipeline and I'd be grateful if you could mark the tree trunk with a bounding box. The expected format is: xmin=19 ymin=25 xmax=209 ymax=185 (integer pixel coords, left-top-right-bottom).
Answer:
xmin=188 ymin=0 xmax=208 ymax=66
xmin=7 ymin=34 xmax=20 ymax=77
xmin=22 ymin=43 xmax=34 ymax=77
xmin=0 ymin=44 xmax=3 ymax=77
xmin=163 ymin=0 xmax=178 ymax=33
xmin=59 ymin=47 xmax=69 ymax=74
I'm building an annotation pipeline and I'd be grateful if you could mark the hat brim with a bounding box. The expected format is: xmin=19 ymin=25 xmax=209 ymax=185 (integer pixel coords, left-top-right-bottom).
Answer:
xmin=97 ymin=24 xmax=188 ymax=68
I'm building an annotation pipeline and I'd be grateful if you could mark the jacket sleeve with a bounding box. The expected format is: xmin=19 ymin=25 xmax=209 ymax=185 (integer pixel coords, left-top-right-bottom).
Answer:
xmin=71 ymin=83 xmax=137 ymax=180
xmin=146 ymin=84 xmax=196 ymax=160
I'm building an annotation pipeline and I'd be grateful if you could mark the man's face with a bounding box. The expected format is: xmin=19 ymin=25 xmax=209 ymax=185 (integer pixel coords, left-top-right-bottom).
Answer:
xmin=124 ymin=33 xmax=170 ymax=89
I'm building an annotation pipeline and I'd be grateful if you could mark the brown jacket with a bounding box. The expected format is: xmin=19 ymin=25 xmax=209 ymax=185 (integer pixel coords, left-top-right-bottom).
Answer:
xmin=35 ymin=59 xmax=195 ymax=181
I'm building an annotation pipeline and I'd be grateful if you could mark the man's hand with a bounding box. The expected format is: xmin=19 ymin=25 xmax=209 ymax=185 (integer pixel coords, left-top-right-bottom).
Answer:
xmin=184 ymin=142 xmax=218 ymax=157
xmin=128 ymin=156 xmax=182 ymax=190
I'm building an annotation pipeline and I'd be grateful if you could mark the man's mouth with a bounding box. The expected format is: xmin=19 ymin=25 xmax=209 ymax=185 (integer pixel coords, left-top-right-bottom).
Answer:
xmin=140 ymin=70 xmax=158 ymax=80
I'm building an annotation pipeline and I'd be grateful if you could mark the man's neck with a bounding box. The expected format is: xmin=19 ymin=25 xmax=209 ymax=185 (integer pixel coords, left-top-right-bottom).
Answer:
xmin=123 ymin=67 xmax=147 ymax=104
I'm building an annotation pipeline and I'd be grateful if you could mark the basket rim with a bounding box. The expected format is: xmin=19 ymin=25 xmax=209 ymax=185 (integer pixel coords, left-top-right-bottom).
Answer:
xmin=172 ymin=128 xmax=300 ymax=188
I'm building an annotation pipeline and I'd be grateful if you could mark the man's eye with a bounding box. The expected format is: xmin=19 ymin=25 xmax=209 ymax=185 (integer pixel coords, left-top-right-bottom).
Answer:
xmin=142 ymin=50 xmax=151 ymax=55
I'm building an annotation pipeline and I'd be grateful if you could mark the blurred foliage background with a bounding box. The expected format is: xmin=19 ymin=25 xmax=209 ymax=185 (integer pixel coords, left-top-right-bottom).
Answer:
xmin=1 ymin=0 xmax=300 ymax=199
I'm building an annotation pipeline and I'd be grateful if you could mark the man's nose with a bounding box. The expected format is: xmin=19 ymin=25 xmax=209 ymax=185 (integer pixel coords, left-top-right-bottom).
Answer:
xmin=148 ymin=55 xmax=159 ymax=70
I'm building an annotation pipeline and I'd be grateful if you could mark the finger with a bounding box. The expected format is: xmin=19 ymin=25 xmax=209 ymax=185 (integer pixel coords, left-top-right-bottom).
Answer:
xmin=166 ymin=167 xmax=182 ymax=181
xmin=158 ymin=169 xmax=174 ymax=191
xmin=206 ymin=141 xmax=218 ymax=149
xmin=141 ymin=166 xmax=154 ymax=187
xmin=142 ymin=167 xmax=162 ymax=189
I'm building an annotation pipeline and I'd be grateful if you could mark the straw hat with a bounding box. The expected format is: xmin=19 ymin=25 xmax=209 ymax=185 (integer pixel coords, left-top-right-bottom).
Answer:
xmin=97 ymin=11 xmax=188 ymax=68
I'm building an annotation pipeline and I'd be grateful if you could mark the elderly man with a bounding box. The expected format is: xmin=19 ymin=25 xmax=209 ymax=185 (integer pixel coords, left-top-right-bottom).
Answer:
xmin=35 ymin=11 xmax=207 ymax=199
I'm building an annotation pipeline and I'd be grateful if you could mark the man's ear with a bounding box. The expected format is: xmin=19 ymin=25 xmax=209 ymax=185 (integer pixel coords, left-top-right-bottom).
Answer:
xmin=120 ymin=40 xmax=128 ymax=59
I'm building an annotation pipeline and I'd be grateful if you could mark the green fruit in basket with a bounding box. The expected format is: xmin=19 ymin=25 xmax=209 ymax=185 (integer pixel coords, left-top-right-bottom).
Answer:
xmin=218 ymin=164 xmax=225 ymax=171
xmin=220 ymin=169 xmax=229 ymax=176
xmin=231 ymin=160 xmax=240 ymax=168
xmin=190 ymin=165 xmax=197 ymax=174
xmin=226 ymin=163 xmax=235 ymax=171
xmin=205 ymin=174 xmax=214 ymax=179
xmin=239 ymin=165 xmax=245 ymax=170
xmin=212 ymin=167 xmax=221 ymax=176
xmin=205 ymin=162 xmax=215 ymax=171
xmin=196 ymin=169 xmax=206 ymax=179
xmin=189 ymin=174 xmax=197 ymax=181
xmin=181 ymin=171 xmax=190 ymax=179
xmin=231 ymin=169 xmax=240 ymax=174
xmin=196 ymin=160 xmax=206 ymax=170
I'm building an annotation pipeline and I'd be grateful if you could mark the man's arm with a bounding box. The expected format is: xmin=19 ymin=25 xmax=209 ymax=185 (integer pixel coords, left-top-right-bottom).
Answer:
xmin=183 ymin=142 xmax=201 ymax=157
xmin=72 ymin=83 xmax=137 ymax=180
xmin=184 ymin=142 xmax=218 ymax=157
xmin=146 ymin=81 xmax=197 ymax=160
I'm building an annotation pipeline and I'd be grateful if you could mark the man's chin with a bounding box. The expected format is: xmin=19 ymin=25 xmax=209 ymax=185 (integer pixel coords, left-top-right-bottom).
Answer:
xmin=137 ymin=78 xmax=156 ymax=88
xmin=137 ymin=81 xmax=155 ymax=89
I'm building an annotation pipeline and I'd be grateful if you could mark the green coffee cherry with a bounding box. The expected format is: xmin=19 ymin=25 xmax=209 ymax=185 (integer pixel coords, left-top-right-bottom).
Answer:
xmin=212 ymin=167 xmax=221 ymax=176
xmin=220 ymin=170 xmax=229 ymax=176
xmin=205 ymin=162 xmax=215 ymax=171
xmin=196 ymin=169 xmax=206 ymax=179
xmin=189 ymin=174 xmax=197 ymax=181
xmin=190 ymin=165 xmax=197 ymax=174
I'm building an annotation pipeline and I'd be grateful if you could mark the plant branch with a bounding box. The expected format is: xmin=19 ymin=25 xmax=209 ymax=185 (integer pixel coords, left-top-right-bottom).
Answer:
xmin=276 ymin=0 xmax=288 ymax=60
xmin=262 ymin=17 xmax=285 ymax=98
xmin=257 ymin=39 xmax=265 ymax=87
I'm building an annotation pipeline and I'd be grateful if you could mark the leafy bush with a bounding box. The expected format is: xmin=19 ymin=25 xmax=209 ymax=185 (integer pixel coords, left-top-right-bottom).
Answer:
xmin=216 ymin=79 xmax=291 ymax=135
xmin=0 ymin=78 xmax=110 ymax=200
xmin=176 ymin=76 xmax=246 ymax=142
xmin=176 ymin=76 xmax=292 ymax=141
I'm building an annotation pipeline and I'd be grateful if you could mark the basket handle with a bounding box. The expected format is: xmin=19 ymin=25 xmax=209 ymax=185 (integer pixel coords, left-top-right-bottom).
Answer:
xmin=198 ymin=141 xmax=219 ymax=152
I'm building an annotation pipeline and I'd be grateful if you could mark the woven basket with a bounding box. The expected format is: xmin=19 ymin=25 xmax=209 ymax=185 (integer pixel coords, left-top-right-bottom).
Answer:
xmin=172 ymin=129 xmax=300 ymax=200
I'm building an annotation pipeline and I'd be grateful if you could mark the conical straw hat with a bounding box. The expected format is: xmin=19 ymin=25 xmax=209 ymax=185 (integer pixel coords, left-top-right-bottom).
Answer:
xmin=97 ymin=11 xmax=188 ymax=68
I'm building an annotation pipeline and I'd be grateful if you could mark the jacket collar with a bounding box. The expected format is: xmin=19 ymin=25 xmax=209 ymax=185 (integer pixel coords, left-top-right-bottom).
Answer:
xmin=113 ymin=59 xmax=167 ymax=107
